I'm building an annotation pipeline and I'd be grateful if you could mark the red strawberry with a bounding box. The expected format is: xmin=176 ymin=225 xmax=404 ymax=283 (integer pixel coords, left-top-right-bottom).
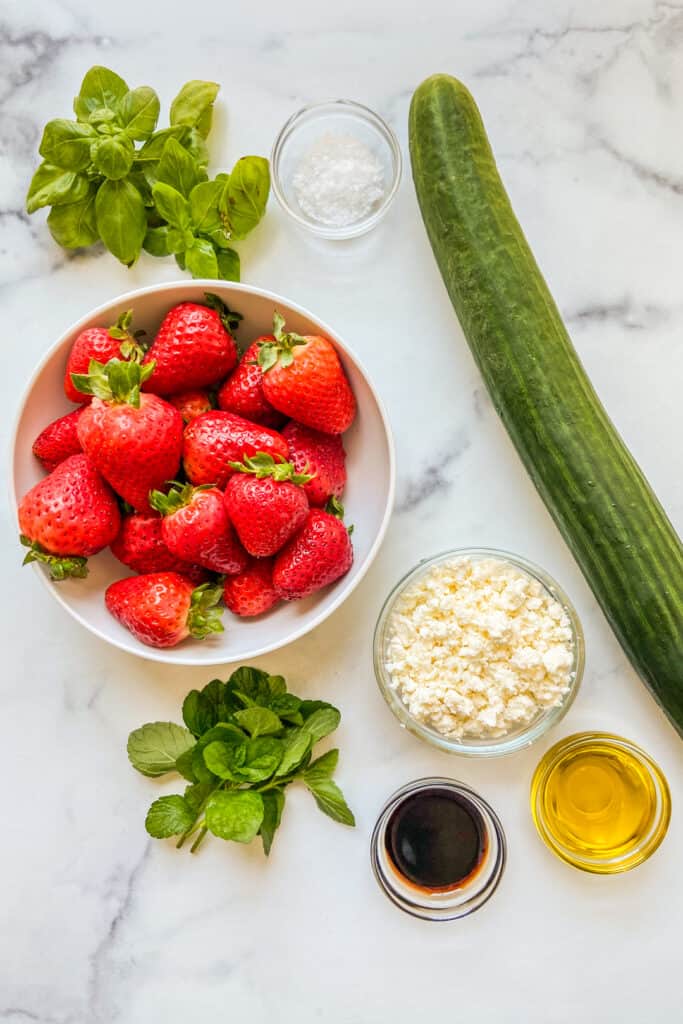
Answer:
xmin=75 ymin=359 xmax=183 ymax=512
xmin=18 ymin=453 xmax=121 ymax=579
xmin=258 ymin=312 xmax=356 ymax=434
xmin=149 ymin=482 xmax=248 ymax=575
xmin=142 ymin=295 xmax=240 ymax=396
xmin=105 ymin=573 xmax=224 ymax=648
xmin=217 ymin=340 xmax=285 ymax=428
xmin=273 ymin=507 xmax=353 ymax=599
xmin=282 ymin=421 xmax=346 ymax=507
xmin=183 ymin=411 xmax=289 ymax=489
xmin=223 ymin=557 xmax=280 ymax=617
xmin=64 ymin=310 xmax=143 ymax=403
xmin=168 ymin=389 xmax=213 ymax=423
xmin=32 ymin=408 xmax=84 ymax=472
xmin=110 ymin=513 xmax=208 ymax=583
xmin=223 ymin=454 xmax=310 ymax=557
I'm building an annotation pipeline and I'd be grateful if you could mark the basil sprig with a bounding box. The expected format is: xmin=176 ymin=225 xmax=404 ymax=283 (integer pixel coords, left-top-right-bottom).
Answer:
xmin=26 ymin=67 xmax=269 ymax=279
xmin=127 ymin=667 xmax=355 ymax=855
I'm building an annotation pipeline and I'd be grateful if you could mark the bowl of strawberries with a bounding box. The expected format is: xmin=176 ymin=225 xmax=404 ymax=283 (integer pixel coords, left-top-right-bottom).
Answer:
xmin=11 ymin=281 xmax=395 ymax=664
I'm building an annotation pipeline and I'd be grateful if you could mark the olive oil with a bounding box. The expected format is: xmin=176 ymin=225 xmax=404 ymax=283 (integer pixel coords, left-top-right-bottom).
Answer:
xmin=531 ymin=733 xmax=670 ymax=873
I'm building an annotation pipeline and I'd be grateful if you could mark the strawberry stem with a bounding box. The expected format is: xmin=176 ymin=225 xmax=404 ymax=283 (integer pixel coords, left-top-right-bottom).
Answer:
xmin=257 ymin=311 xmax=307 ymax=372
xmin=228 ymin=452 xmax=313 ymax=485
xmin=107 ymin=309 xmax=148 ymax=363
xmin=187 ymin=582 xmax=225 ymax=639
xmin=149 ymin=481 xmax=214 ymax=516
xmin=71 ymin=357 xmax=155 ymax=408
xmin=203 ymin=292 xmax=243 ymax=333
xmin=20 ymin=535 xmax=88 ymax=580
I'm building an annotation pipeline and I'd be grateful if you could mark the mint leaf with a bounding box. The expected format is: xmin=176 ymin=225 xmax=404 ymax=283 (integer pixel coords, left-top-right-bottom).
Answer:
xmin=275 ymin=728 xmax=312 ymax=777
xmin=234 ymin=707 xmax=282 ymax=738
xmin=74 ymin=66 xmax=128 ymax=121
xmin=184 ymin=780 xmax=215 ymax=816
xmin=234 ymin=737 xmax=282 ymax=782
xmin=269 ymin=693 xmax=303 ymax=725
xmin=222 ymin=156 xmax=269 ymax=239
xmin=303 ymin=748 xmax=339 ymax=785
xmin=96 ymin=178 xmax=146 ymax=265
xmin=202 ymin=739 xmax=246 ymax=779
xmin=300 ymin=699 xmax=334 ymax=720
xmin=175 ymin=745 xmax=198 ymax=782
xmin=145 ymin=795 xmax=195 ymax=838
xmin=26 ymin=163 xmax=90 ymax=213
xmin=39 ymin=119 xmax=95 ymax=172
xmin=127 ymin=721 xmax=195 ymax=777
xmin=157 ymin=136 xmax=206 ymax=197
xmin=182 ymin=688 xmax=213 ymax=736
xmin=205 ymin=790 xmax=264 ymax=843
xmin=304 ymin=776 xmax=355 ymax=827
xmin=170 ymin=80 xmax=220 ymax=139
xmin=302 ymin=706 xmax=340 ymax=743
xmin=229 ymin=666 xmax=274 ymax=706
xmin=260 ymin=789 xmax=285 ymax=856
xmin=118 ymin=86 xmax=160 ymax=141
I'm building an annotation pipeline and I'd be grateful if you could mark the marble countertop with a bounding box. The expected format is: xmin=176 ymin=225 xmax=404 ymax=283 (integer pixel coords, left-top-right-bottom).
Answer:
xmin=2 ymin=0 xmax=682 ymax=1020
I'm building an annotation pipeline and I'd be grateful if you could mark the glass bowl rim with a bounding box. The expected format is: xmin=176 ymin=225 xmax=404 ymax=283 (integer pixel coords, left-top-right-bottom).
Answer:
xmin=270 ymin=98 xmax=403 ymax=239
xmin=530 ymin=730 xmax=672 ymax=874
xmin=373 ymin=547 xmax=585 ymax=758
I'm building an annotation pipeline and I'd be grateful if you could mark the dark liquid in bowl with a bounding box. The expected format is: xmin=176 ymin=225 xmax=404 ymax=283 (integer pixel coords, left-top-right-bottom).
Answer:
xmin=385 ymin=788 xmax=486 ymax=891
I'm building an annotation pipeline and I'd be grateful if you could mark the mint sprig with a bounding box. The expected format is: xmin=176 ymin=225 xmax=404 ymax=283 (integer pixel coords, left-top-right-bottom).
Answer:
xmin=127 ymin=667 xmax=355 ymax=855
xmin=26 ymin=66 xmax=269 ymax=280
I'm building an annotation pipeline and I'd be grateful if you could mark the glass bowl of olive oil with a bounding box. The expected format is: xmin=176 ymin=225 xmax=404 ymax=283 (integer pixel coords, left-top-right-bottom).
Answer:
xmin=530 ymin=732 xmax=671 ymax=874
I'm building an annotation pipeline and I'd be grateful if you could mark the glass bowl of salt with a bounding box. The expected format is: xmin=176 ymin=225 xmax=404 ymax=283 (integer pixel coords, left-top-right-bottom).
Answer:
xmin=271 ymin=99 xmax=402 ymax=239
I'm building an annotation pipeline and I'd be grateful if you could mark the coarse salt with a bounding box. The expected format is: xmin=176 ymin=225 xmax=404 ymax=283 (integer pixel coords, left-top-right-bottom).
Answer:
xmin=384 ymin=556 xmax=575 ymax=740
xmin=292 ymin=133 xmax=385 ymax=227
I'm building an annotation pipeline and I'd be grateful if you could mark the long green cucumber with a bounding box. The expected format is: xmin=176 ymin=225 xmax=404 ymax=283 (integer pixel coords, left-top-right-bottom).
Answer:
xmin=409 ymin=73 xmax=683 ymax=734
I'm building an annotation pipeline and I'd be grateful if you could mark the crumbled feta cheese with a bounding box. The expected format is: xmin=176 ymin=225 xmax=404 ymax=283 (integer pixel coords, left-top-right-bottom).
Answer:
xmin=385 ymin=556 xmax=575 ymax=740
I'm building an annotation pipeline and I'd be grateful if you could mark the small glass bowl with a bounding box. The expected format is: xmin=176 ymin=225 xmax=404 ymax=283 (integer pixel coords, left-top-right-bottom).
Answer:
xmin=530 ymin=732 xmax=671 ymax=874
xmin=270 ymin=99 xmax=402 ymax=239
xmin=370 ymin=778 xmax=507 ymax=921
xmin=373 ymin=548 xmax=585 ymax=758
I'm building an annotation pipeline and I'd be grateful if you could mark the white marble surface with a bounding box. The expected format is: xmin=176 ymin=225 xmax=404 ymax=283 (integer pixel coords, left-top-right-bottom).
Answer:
xmin=2 ymin=0 xmax=683 ymax=1020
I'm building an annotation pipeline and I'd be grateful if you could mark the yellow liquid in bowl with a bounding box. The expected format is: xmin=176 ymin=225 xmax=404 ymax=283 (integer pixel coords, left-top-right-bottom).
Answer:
xmin=531 ymin=733 xmax=670 ymax=873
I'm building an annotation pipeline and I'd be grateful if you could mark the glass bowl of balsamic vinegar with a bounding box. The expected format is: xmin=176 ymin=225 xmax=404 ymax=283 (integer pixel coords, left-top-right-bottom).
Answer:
xmin=371 ymin=778 xmax=507 ymax=921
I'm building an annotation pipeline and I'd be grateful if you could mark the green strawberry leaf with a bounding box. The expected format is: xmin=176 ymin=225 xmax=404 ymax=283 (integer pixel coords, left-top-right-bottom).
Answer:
xmin=20 ymin=535 xmax=88 ymax=580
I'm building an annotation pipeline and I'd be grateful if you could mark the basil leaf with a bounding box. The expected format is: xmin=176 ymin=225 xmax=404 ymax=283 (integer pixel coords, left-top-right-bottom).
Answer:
xmin=184 ymin=127 xmax=210 ymax=167
xmin=302 ymin=707 xmax=341 ymax=743
xmin=303 ymin=748 xmax=339 ymax=785
xmin=152 ymin=181 xmax=190 ymax=229
xmin=260 ymin=790 xmax=285 ymax=856
xmin=118 ymin=86 xmax=160 ymax=141
xmin=234 ymin=707 xmax=282 ymax=738
xmin=185 ymin=238 xmax=218 ymax=279
xmin=127 ymin=721 xmax=195 ymax=777
xmin=203 ymin=739 xmax=246 ymax=780
xmin=145 ymin=795 xmax=195 ymax=838
xmin=170 ymin=80 xmax=220 ymax=139
xmin=216 ymin=248 xmax=240 ymax=281
xmin=205 ymin=790 xmax=264 ymax=843
xmin=95 ymin=178 xmax=146 ymax=265
xmin=275 ymin=728 xmax=313 ymax=778
xmin=39 ymin=119 xmax=95 ymax=171
xmin=127 ymin=169 xmax=153 ymax=206
xmin=156 ymin=136 xmax=206 ymax=197
xmin=26 ymin=162 xmax=90 ymax=213
xmin=189 ymin=179 xmax=223 ymax=234
xmin=221 ymin=156 xmax=269 ymax=240
xmin=74 ymin=66 xmax=128 ymax=121
xmin=91 ymin=134 xmax=135 ymax=180
xmin=47 ymin=189 xmax=99 ymax=248
xmin=304 ymin=777 xmax=355 ymax=826
xmin=135 ymin=125 xmax=188 ymax=163
xmin=143 ymin=225 xmax=174 ymax=257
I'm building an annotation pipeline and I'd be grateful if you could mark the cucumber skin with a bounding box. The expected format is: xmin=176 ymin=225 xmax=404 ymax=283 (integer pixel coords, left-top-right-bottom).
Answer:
xmin=409 ymin=74 xmax=683 ymax=734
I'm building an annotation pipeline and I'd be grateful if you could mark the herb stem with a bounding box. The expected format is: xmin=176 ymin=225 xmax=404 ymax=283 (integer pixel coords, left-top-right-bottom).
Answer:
xmin=190 ymin=826 xmax=208 ymax=853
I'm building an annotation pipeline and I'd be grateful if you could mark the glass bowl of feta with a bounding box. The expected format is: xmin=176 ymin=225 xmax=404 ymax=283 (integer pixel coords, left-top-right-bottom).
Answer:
xmin=373 ymin=549 xmax=584 ymax=757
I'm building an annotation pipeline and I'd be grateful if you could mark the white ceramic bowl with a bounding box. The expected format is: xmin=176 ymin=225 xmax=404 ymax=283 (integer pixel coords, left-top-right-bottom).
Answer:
xmin=10 ymin=280 xmax=395 ymax=665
